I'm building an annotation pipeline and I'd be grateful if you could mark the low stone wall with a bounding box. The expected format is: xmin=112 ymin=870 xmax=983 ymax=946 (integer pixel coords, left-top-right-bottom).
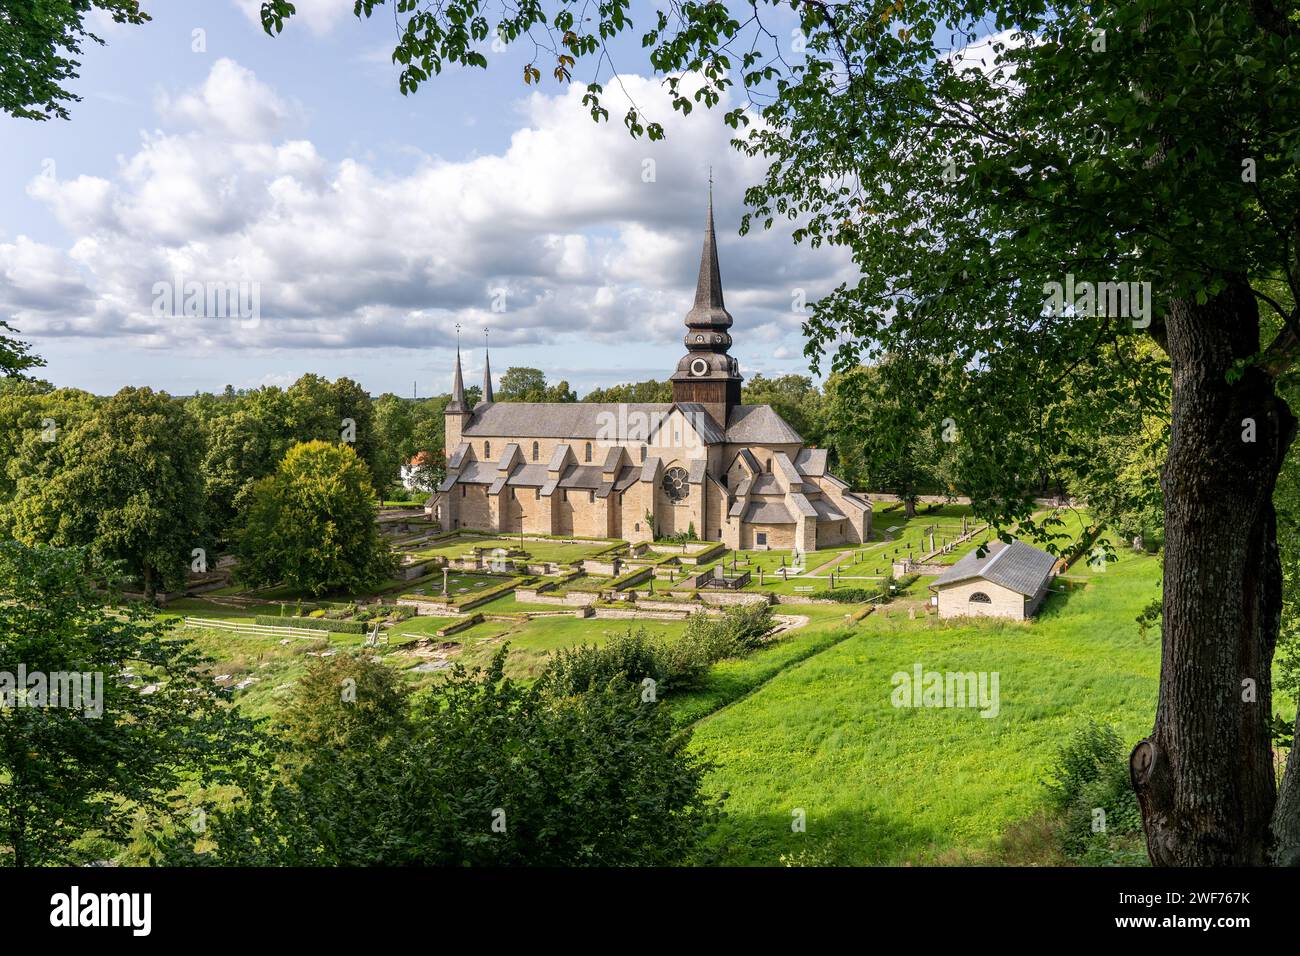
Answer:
xmin=592 ymin=607 xmax=692 ymax=622
xmin=892 ymin=561 xmax=948 ymax=576
xmin=633 ymin=598 xmax=702 ymax=613
xmin=699 ymin=591 xmax=774 ymax=607
xmin=774 ymin=594 xmax=840 ymax=606
xmin=396 ymin=599 xmax=465 ymax=617
xmin=515 ymin=588 xmax=602 ymax=607
xmin=436 ymin=613 xmax=483 ymax=638
xmin=609 ymin=565 xmax=654 ymax=591
xmin=400 ymin=561 xmax=432 ymax=580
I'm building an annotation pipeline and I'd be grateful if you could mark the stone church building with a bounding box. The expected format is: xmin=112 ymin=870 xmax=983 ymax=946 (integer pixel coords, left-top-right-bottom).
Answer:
xmin=429 ymin=198 xmax=871 ymax=551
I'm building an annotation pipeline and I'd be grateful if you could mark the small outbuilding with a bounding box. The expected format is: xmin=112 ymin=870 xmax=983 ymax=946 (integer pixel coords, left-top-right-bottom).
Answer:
xmin=929 ymin=540 xmax=1058 ymax=620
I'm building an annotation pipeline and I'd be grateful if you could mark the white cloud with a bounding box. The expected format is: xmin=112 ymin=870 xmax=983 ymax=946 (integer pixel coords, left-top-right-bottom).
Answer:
xmin=13 ymin=59 xmax=853 ymax=359
xmin=155 ymin=58 xmax=299 ymax=141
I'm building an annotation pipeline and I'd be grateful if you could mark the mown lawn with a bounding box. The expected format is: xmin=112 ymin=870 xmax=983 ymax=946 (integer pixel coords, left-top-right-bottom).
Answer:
xmin=409 ymin=534 xmax=618 ymax=565
xmin=687 ymin=546 xmax=1165 ymax=865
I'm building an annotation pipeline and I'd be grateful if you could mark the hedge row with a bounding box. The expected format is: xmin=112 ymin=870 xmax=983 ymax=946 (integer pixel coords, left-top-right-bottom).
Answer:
xmin=254 ymin=615 xmax=368 ymax=634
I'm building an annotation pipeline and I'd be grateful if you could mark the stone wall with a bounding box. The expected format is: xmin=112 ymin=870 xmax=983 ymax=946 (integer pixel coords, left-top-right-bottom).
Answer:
xmin=698 ymin=590 xmax=774 ymax=607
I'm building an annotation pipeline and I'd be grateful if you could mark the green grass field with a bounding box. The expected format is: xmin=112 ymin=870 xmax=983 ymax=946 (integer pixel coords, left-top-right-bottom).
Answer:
xmin=408 ymin=534 xmax=618 ymax=565
xmin=686 ymin=545 xmax=1164 ymax=865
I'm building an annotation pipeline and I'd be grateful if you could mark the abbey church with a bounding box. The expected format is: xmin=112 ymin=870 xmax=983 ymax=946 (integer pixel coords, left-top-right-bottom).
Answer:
xmin=430 ymin=197 xmax=872 ymax=551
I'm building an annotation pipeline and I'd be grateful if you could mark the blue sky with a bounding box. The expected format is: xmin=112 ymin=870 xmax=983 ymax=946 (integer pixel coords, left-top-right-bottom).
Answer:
xmin=0 ymin=0 xmax=856 ymax=398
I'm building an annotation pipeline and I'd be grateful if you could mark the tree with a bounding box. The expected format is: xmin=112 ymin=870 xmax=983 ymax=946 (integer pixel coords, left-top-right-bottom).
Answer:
xmin=0 ymin=542 xmax=259 ymax=866
xmin=0 ymin=380 xmax=98 ymax=511
xmin=372 ymin=393 xmax=416 ymax=497
xmin=826 ymin=359 xmax=955 ymax=516
xmin=0 ymin=1 xmax=148 ymax=121
xmin=497 ymin=366 xmax=576 ymax=403
xmin=235 ymin=440 xmax=397 ymax=597
xmin=743 ymin=373 xmax=825 ymax=448
xmin=9 ymin=387 xmax=203 ymax=599
xmin=197 ymin=376 xmax=385 ymax=538
xmin=583 ymin=378 xmax=673 ymax=403
xmin=262 ymin=0 xmax=1300 ymax=865
xmin=172 ymin=649 xmax=717 ymax=866
xmin=0 ymin=321 xmax=44 ymax=377
xmin=330 ymin=376 xmax=382 ymax=483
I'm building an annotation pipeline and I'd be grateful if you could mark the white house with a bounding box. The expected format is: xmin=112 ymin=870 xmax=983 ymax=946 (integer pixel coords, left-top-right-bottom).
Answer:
xmin=929 ymin=540 xmax=1058 ymax=620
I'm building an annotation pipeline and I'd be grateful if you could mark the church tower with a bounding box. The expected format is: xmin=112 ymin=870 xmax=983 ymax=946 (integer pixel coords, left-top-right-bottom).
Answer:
xmin=444 ymin=341 xmax=471 ymax=459
xmin=671 ymin=187 xmax=743 ymax=430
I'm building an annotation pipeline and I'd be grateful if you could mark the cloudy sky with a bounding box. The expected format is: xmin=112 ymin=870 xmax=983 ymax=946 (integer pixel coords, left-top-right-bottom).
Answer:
xmin=0 ymin=0 xmax=857 ymax=398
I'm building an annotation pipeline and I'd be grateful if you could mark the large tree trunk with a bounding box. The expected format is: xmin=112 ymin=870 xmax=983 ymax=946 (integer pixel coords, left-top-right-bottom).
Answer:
xmin=1278 ymin=716 xmax=1300 ymax=865
xmin=1131 ymin=281 xmax=1296 ymax=865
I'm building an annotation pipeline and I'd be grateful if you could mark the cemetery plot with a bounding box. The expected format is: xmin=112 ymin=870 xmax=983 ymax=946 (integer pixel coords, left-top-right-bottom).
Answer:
xmin=407 ymin=534 xmax=618 ymax=566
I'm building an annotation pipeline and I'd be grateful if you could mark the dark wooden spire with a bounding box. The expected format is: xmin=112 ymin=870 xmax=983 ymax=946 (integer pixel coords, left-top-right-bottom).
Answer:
xmin=684 ymin=188 xmax=733 ymax=334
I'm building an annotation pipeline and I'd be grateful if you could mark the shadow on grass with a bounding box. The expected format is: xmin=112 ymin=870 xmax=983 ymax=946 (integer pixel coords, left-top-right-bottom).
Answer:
xmin=696 ymin=805 xmax=950 ymax=867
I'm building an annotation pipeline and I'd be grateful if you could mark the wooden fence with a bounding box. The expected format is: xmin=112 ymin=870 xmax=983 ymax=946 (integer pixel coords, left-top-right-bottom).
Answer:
xmin=183 ymin=617 xmax=323 ymax=639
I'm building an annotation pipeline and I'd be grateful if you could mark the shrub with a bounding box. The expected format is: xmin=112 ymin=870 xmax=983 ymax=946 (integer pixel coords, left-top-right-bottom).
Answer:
xmin=809 ymin=587 xmax=882 ymax=603
xmin=537 ymin=629 xmax=670 ymax=697
xmin=254 ymin=615 xmax=368 ymax=634
xmin=174 ymin=650 xmax=719 ymax=866
xmin=541 ymin=606 xmax=776 ymax=698
xmin=718 ymin=602 xmax=775 ymax=650
xmin=1043 ymin=721 xmax=1143 ymax=862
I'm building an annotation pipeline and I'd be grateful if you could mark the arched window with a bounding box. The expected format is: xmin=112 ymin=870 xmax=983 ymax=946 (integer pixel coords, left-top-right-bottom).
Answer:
xmin=640 ymin=445 xmax=647 ymax=463
xmin=532 ymin=441 xmax=539 ymax=461
xmin=584 ymin=441 xmax=592 ymax=462
xmin=484 ymin=441 xmax=491 ymax=459
xmin=765 ymin=458 xmax=772 ymax=473
xmin=969 ymin=592 xmax=992 ymax=604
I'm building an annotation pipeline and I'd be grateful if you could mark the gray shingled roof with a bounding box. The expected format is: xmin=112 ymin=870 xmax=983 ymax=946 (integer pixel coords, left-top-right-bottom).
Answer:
xmin=931 ymin=540 xmax=1057 ymax=597
xmin=795 ymin=447 xmax=828 ymax=477
xmin=463 ymin=400 xmax=800 ymax=446
xmin=463 ymin=403 xmax=670 ymax=439
xmin=811 ymin=497 xmax=847 ymax=522
xmin=612 ymin=466 xmax=639 ymax=492
xmin=505 ymin=464 xmax=550 ymax=487
xmin=744 ymin=500 xmax=796 ymax=524
xmin=559 ymin=465 xmax=605 ymax=489
xmin=548 ymin=444 xmax=572 ymax=471
xmin=447 ymin=442 xmax=470 ymax=470
xmin=726 ymin=405 xmax=803 ymax=444
xmin=456 ymin=461 xmax=497 ymax=484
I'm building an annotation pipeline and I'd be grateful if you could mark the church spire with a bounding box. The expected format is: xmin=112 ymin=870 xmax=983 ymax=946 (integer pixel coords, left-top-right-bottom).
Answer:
xmin=684 ymin=180 xmax=733 ymax=334
xmin=479 ymin=330 xmax=494 ymax=406
xmin=447 ymin=326 xmax=467 ymax=413
xmin=670 ymin=181 xmax=742 ymax=428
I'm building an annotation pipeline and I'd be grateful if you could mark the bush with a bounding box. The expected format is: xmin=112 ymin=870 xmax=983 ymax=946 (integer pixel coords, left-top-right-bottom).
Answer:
xmin=537 ymin=629 xmax=670 ymax=697
xmin=1043 ymin=721 xmax=1143 ymax=862
xmin=179 ymin=650 xmax=720 ymax=866
xmin=539 ymin=605 xmax=775 ymax=697
xmin=809 ymin=587 xmax=881 ymax=603
xmin=717 ymin=603 xmax=775 ymax=650
xmin=254 ymin=615 xmax=368 ymax=634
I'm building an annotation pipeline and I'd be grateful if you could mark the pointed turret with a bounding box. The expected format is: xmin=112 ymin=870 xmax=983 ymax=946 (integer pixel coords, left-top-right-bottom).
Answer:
xmin=684 ymin=189 xmax=733 ymax=335
xmin=446 ymin=346 xmax=467 ymax=413
xmin=479 ymin=343 xmax=494 ymax=406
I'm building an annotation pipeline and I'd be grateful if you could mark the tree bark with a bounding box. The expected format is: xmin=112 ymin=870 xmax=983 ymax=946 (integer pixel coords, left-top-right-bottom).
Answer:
xmin=1277 ymin=714 xmax=1300 ymax=865
xmin=1131 ymin=280 xmax=1296 ymax=865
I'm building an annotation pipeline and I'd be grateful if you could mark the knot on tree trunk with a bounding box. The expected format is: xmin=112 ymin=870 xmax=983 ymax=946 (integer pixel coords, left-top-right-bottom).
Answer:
xmin=1130 ymin=737 xmax=1178 ymax=866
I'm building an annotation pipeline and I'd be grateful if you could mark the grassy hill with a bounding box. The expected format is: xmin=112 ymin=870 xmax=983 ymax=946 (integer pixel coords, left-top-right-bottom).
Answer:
xmin=687 ymin=547 xmax=1164 ymax=865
